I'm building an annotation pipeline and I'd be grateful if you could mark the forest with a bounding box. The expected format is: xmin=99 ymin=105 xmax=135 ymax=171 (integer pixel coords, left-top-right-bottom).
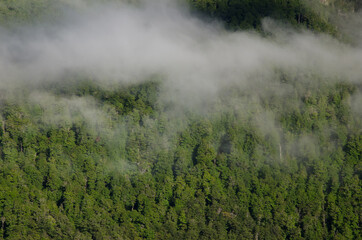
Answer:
xmin=0 ymin=0 xmax=361 ymax=239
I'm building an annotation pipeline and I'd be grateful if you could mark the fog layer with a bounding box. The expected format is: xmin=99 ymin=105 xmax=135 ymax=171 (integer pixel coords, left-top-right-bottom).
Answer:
xmin=0 ymin=0 xmax=361 ymax=106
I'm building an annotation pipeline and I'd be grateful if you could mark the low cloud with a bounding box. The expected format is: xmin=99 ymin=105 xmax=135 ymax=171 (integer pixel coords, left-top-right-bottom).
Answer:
xmin=0 ymin=0 xmax=361 ymax=109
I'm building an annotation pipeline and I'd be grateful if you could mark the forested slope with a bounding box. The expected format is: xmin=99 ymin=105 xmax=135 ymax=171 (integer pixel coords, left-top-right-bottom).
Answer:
xmin=189 ymin=0 xmax=333 ymax=31
xmin=0 ymin=0 xmax=361 ymax=239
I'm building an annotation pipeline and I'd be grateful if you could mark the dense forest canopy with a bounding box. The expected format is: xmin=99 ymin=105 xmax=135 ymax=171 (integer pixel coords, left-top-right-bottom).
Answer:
xmin=0 ymin=0 xmax=361 ymax=239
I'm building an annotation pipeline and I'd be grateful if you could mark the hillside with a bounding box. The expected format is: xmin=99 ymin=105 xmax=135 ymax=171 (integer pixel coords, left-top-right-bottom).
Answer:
xmin=0 ymin=0 xmax=361 ymax=239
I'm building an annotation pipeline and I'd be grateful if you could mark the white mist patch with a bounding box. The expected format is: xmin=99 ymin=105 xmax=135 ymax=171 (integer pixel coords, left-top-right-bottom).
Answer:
xmin=29 ymin=92 xmax=118 ymax=133
xmin=0 ymin=0 xmax=361 ymax=107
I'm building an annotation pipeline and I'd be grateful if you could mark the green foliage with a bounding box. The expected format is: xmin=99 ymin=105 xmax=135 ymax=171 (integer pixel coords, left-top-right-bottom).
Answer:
xmin=0 ymin=73 xmax=360 ymax=239
xmin=0 ymin=0 xmax=62 ymax=26
xmin=188 ymin=0 xmax=337 ymax=34
xmin=0 ymin=1 xmax=361 ymax=239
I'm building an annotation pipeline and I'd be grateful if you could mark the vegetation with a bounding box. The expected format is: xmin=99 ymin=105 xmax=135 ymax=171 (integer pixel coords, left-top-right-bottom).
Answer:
xmin=0 ymin=73 xmax=360 ymax=239
xmin=0 ymin=0 xmax=361 ymax=239
xmin=188 ymin=0 xmax=337 ymax=33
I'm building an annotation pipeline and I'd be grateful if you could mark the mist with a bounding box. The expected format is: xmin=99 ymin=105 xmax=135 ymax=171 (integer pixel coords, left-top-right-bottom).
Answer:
xmin=1 ymin=3 xmax=361 ymax=238
xmin=0 ymin=0 xmax=361 ymax=108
